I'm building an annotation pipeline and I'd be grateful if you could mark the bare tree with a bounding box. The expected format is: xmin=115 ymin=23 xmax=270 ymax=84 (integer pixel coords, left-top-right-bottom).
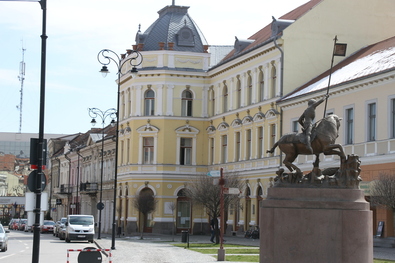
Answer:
xmin=133 ymin=191 xmax=157 ymax=239
xmin=185 ymin=172 xmax=243 ymax=243
xmin=370 ymin=173 xmax=395 ymax=209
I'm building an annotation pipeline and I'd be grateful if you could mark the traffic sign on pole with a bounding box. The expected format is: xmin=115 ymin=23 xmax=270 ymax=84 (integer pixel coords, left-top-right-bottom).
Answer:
xmin=207 ymin=170 xmax=220 ymax=177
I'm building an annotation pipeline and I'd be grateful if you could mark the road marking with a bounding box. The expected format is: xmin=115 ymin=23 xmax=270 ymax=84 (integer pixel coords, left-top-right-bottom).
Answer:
xmin=0 ymin=254 xmax=16 ymax=260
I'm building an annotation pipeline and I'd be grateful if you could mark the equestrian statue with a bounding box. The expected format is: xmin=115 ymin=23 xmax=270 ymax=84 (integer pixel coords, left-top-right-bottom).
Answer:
xmin=267 ymin=95 xmax=360 ymax=187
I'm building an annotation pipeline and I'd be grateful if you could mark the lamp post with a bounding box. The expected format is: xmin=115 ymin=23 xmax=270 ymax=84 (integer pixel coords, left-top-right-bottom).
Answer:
xmin=88 ymin=107 xmax=117 ymax=240
xmin=97 ymin=48 xmax=143 ymax=249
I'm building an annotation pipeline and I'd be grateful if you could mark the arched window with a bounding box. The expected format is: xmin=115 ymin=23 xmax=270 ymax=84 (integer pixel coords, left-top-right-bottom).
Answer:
xmin=144 ymin=89 xmax=155 ymax=116
xmin=236 ymin=78 xmax=241 ymax=108
xmin=258 ymin=70 xmax=264 ymax=102
xmin=247 ymin=75 xmax=252 ymax=105
xmin=210 ymin=89 xmax=215 ymax=116
xmin=181 ymin=90 xmax=193 ymax=116
xmin=271 ymin=66 xmax=277 ymax=98
xmin=222 ymin=86 xmax=228 ymax=113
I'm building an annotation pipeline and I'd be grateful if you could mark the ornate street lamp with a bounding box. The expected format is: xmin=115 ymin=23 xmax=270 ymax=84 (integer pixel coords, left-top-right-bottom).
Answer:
xmin=97 ymin=48 xmax=143 ymax=249
xmin=88 ymin=107 xmax=117 ymax=240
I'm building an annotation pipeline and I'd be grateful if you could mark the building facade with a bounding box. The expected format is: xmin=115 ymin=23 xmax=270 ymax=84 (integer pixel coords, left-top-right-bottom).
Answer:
xmin=49 ymin=0 xmax=395 ymax=237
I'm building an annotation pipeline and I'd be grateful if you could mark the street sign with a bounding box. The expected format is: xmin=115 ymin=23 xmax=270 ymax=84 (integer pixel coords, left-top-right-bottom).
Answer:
xmin=27 ymin=170 xmax=47 ymax=192
xmin=223 ymin=188 xmax=240 ymax=195
xmin=97 ymin=202 xmax=105 ymax=210
xmin=207 ymin=170 xmax=220 ymax=177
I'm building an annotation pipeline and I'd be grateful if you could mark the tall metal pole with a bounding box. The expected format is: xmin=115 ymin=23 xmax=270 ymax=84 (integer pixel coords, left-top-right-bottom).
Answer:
xmin=111 ymin=71 xmax=121 ymax=249
xmin=97 ymin=49 xmax=143 ymax=250
xmin=217 ymin=167 xmax=225 ymax=261
xmin=88 ymin=108 xmax=116 ymax=240
xmin=32 ymin=0 xmax=47 ymax=262
xmin=98 ymin=124 xmax=105 ymax=239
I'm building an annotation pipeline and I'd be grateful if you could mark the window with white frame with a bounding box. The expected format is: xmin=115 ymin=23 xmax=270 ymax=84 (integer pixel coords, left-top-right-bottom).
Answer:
xmin=235 ymin=132 xmax=240 ymax=161
xmin=257 ymin=126 xmax=263 ymax=158
xmin=210 ymin=138 xmax=214 ymax=164
xmin=345 ymin=107 xmax=354 ymax=144
xmin=210 ymin=89 xmax=215 ymax=116
xmin=270 ymin=124 xmax=276 ymax=156
xmin=247 ymin=74 xmax=252 ymax=106
xmin=246 ymin=129 xmax=252 ymax=160
xmin=180 ymin=138 xmax=192 ymax=165
xmin=236 ymin=78 xmax=241 ymax=108
xmin=270 ymin=65 xmax=276 ymax=98
xmin=144 ymin=89 xmax=155 ymax=116
xmin=143 ymin=137 xmax=154 ymax=164
xmin=223 ymin=86 xmax=228 ymax=113
xmin=368 ymin=102 xmax=376 ymax=141
xmin=221 ymin=135 xmax=228 ymax=163
xmin=181 ymin=89 xmax=193 ymax=117
xmin=259 ymin=70 xmax=264 ymax=102
xmin=292 ymin=120 xmax=299 ymax=133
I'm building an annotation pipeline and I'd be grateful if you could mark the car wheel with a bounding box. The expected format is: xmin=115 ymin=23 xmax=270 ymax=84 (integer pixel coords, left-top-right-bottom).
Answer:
xmin=66 ymin=237 xmax=70 ymax=243
xmin=89 ymin=240 xmax=94 ymax=243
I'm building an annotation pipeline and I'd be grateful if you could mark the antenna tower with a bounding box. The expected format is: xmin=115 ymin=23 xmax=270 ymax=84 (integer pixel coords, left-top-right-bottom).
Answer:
xmin=17 ymin=43 xmax=26 ymax=133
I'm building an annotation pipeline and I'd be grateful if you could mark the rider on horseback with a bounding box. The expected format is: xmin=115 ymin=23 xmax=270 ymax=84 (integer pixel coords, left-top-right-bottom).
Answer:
xmin=298 ymin=94 xmax=329 ymax=153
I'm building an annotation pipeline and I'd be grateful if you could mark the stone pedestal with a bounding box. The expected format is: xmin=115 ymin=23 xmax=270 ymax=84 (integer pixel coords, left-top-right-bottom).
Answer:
xmin=260 ymin=188 xmax=372 ymax=263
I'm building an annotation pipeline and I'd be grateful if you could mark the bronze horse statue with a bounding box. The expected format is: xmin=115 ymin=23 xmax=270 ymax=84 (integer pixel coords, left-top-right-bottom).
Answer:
xmin=267 ymin=115 xmax=346 ymax=173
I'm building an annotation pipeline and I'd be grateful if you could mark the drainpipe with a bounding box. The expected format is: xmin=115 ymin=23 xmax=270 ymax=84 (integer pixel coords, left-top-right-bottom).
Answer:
xmin=76 ymin=151 xmax=84 ymax=215
xmin=65 ymin=152 xmax=72 ymax=215
xmin=272 ymin=25 xmax=284 ymax=169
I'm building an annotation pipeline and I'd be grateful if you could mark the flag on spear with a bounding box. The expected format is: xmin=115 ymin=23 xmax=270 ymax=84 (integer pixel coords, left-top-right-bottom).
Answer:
xmin=323 ymin=36 xmax=347 ymax=118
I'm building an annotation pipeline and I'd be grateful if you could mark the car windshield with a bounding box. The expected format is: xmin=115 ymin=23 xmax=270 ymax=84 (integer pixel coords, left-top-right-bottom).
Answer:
xmin=44 ymin=221 xmax=55 ymax=225
xmin=0 ymin=227 xmax=4 ymax=233
xmin=69 ymin=216 xmax=93 ymax=225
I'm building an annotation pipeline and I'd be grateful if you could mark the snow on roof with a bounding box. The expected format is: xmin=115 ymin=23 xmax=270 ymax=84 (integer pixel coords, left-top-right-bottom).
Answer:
xmin=285 ymin=46 xmax=395 ymax=100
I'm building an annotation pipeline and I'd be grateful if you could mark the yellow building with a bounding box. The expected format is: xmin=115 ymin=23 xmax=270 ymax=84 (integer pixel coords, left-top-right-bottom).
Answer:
xmin=46 ymin=0 xmax=395 ymax=236
xmin=114 ymin=0 xmax=395 ymax=235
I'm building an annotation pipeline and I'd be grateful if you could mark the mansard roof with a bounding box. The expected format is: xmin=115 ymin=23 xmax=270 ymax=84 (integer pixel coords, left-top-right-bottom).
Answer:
xmin=135 ymin=4 xmax=208 ymax=53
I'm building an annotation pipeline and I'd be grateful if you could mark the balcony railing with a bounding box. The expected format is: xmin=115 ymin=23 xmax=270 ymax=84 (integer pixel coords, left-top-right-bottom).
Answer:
xmin=80 ymin=182 xmax=98 ymax=195
xmin=58 ymin=184 xmax=72 ymax=195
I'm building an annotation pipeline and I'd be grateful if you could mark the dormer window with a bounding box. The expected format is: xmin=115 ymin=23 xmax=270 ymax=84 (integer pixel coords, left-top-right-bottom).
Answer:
xmin=176 ymin=25 xmax=195 ymax=47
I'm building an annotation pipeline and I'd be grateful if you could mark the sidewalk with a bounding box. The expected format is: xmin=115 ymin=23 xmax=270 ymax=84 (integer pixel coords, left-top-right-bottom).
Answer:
xmin=94 ymin=233 xmax=395 ymax=262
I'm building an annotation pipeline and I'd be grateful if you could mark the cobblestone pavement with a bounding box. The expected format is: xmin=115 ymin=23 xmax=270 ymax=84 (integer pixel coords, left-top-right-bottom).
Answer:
xmin=94 ymin=233 xmax=395 ymax=263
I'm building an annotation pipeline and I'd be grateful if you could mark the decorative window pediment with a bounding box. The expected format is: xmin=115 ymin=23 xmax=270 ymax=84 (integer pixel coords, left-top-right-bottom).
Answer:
xmin=265 ymin=109 xmax=280 ymax=119
xmin=242 ymin=116 xmax=253 ymax=125
xmin=175 ymin=124 xmax=199 ymax=135
xmin=253 ymin=112 xmax=265 ymax=122
xmin=231 ymin=118 xmax=242 ymax=128
xmin=206 ymin=125 xmax=216 ymax=134
xmin=137 ymin=123 xmax=159 ymax=133
xmin=217 ymin=122 xmax=229 ymax=131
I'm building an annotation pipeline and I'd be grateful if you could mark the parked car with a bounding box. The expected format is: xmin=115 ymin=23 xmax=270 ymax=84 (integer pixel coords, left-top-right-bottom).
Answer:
xmin=54 ymin=217 xmax=67 ymax=237
xmin=58 ymin=225 xmax=66 ymax=240
xmin=8 ymin=219 xmax=18 ymax=230
xmin=11 ymin=219 xmax=19 ymax=230
xmin=40 ymin=220 xmax=55 ymax=233
xmin=24 ymin=224 xmax=32 ymax=232
xmin=65 ymin=215 xmax=94 ymax=243
xmin=0 ymin=224 xmax=9 ymax=252
xmin=18 ymin=219 xmax=27 ymax=231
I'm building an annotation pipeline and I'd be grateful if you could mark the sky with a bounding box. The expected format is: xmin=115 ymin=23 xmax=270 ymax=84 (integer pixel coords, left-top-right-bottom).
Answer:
xmin=0 ymin=0 xmax=309 ymax=135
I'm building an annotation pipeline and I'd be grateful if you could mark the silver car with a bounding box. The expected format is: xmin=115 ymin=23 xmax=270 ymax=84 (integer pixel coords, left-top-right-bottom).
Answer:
xmin=0 ymin=224 xmax=9 ymax=252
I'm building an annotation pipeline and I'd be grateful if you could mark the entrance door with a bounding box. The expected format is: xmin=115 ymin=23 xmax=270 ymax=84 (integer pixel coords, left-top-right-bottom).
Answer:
xmin=176 ymin=189 xmax=191 ymax=233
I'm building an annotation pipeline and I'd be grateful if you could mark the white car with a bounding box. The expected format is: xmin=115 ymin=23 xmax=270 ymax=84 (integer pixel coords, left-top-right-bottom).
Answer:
xmin=0 ymin=224 xmax=9 ymax=252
